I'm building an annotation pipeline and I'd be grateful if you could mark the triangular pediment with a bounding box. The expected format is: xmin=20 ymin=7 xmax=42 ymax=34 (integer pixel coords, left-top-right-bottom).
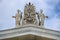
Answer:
xmin=0 ymin=26 xmax=60 ymax=40
xmin=3 ymin=34 xmax=54 ymax=40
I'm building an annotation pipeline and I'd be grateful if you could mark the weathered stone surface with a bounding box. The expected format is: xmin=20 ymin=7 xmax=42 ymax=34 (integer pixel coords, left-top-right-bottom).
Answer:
xmin=0 ymin=26 xmax=60 ymax=40
xmin=23 ymin=3 xmax=37 ymax=25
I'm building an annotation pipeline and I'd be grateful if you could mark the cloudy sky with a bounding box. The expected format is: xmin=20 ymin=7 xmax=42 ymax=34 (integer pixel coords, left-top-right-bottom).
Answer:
xmin=0 ymin=0 xmax=60 ymax=31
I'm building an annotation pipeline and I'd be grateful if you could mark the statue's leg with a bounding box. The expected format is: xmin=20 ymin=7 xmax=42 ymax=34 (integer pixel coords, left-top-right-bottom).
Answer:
xmin=16 ymin=21 xmax=18 ymax=27
xmin=41 ymin=19 xmax=44 ymax=26
xmin=39 ymin=21 xmax=41 ymax=26
xmin=19 ymin=21 xmax=20 ymax=25
xmin=16 ymin=21 xmax=20 ymax=27
xmin=42 ymin=20 xmax=44 ymax=26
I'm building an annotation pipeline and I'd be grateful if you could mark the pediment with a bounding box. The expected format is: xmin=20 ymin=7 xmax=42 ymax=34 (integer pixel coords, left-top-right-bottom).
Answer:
xmin=3 ymin=34 xmax=54 ymax=40
xmin=0 ymin=26 xmax=60 ymax=40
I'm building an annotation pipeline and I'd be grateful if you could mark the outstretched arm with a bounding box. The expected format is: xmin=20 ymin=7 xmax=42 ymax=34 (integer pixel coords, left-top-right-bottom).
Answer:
xmin=45 ymin=16 xmax=48 ymax=18
xmin=12 ymin=16 xmax=16 ymax=18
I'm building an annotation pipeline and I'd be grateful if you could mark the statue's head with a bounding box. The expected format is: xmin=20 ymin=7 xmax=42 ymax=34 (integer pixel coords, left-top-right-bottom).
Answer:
xmin=40 ymin=9 xmax=43 ymax=13
xmin=29 ymin=2 xmax=31 ymax=5
xmin=17 ymin=9 xmax=20 ymax=13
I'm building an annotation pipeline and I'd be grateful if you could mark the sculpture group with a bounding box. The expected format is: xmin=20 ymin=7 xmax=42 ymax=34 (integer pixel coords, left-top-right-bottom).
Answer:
xmin=12 ymin=3 xmax=48 ymax=27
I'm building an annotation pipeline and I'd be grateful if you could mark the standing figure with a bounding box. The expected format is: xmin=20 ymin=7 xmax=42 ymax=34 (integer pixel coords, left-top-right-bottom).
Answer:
xmin=39 ymin=9 xmax=48 ymax=26
xmin=12 ymin=9 xmax=22 ymax=27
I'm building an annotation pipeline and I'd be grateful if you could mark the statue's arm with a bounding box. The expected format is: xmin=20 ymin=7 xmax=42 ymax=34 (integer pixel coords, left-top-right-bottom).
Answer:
xmin=20 ymin=12 xmax=22 ymax=19
xmin=45 ymin=16 xmax=48 ymax=18
xmin=12 ymin=16 xmax=16 ymax=18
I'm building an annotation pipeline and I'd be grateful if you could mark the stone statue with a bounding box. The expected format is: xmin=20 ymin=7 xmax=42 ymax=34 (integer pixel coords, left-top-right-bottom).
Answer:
xmin=12 ymin=9 xmax=22 ymax=27
xmin=39 ymin=9 xmax=48 ymax=26
xmin=11 ymin=3 xmax=48 ymax=27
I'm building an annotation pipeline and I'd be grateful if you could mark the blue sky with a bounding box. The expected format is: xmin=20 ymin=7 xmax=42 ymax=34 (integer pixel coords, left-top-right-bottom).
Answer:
xmin=0 ymin=0 xmax=60 ymax=31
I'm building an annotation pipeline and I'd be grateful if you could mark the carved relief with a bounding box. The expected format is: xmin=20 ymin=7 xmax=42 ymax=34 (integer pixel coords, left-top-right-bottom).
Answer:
xmin=23 ymin=3 xmax=37 ymax=25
